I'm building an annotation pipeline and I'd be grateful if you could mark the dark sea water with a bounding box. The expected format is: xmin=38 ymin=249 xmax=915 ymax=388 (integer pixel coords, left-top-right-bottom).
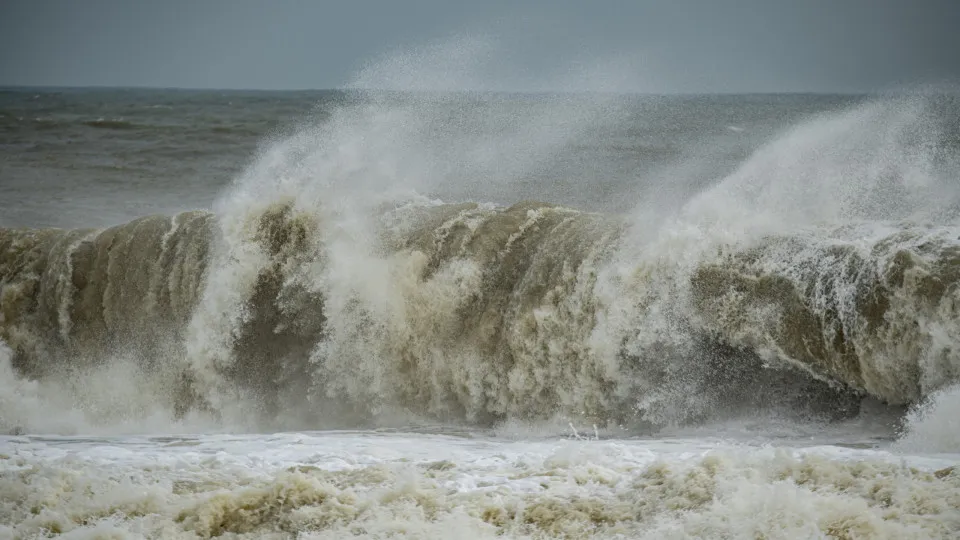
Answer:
xmin=0 ymin=88 xmax=863 ymax=228
xmin=0 ymin=88 xmax=332 ymax=227
xmin=1 ymin=87 xmax=959 ymax=538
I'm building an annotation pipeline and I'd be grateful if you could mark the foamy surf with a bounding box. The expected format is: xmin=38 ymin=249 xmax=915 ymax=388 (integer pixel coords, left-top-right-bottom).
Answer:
xmin=1 ymin=431 xmax=958 ymax=539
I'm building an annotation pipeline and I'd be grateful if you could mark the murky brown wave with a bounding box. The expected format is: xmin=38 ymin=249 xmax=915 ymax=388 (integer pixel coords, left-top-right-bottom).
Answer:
xmin=2 ymin=202 xmax=958 ymax=429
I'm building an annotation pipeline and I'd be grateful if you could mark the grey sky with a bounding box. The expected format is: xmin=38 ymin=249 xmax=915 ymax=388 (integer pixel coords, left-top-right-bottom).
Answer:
xmin=1 ymin=0 xmax=958 ymax=93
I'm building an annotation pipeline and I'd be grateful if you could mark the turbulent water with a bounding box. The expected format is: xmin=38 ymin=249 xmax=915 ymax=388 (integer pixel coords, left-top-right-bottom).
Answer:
xmin=2 ymin=86 xmax=960 ymax=538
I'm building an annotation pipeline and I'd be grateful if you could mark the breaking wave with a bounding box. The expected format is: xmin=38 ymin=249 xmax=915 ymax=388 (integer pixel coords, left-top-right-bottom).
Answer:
xmin=2 ymin=93 xmax=959 ymax=434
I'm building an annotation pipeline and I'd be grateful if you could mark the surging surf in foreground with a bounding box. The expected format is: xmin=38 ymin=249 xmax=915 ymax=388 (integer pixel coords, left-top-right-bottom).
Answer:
xmin=1 ymin=431 xmax=959 ymax=539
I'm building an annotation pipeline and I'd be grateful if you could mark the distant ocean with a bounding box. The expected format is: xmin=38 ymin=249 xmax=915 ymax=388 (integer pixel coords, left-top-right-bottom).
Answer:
xmin=1 ymin=87 xmax=959 ymax=538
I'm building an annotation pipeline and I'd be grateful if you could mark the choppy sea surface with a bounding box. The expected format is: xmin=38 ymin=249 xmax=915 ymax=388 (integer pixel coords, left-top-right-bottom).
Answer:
xmin=1 ymin=87 xmax=959 ymax=538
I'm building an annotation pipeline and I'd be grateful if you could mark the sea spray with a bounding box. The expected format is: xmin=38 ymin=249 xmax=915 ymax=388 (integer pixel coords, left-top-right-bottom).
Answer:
xmin=895 ymin=385 xmax=960 ymax=453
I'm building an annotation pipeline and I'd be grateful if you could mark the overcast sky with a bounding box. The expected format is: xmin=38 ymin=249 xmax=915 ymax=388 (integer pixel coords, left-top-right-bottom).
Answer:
xmin=1 ymin=0 xmax=958 ymax=93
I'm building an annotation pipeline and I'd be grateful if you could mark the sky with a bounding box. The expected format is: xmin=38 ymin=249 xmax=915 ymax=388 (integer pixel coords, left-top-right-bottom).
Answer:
xmin=1 ymin=0 xmax=959 ymax=93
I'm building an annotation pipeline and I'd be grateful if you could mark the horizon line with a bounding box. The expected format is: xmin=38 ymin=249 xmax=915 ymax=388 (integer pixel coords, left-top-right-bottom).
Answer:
xmin=0 ymin=84 xmax=878 ymax=97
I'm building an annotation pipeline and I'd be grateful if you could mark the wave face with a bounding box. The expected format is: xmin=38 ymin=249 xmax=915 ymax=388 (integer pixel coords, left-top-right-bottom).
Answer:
xmin=2 ymin=94 xmax=960 ymax=433
xmin=0 ymin=213 xmax=213 ymax=367
xmin=3 ymin=204 xmax=958 ymax=432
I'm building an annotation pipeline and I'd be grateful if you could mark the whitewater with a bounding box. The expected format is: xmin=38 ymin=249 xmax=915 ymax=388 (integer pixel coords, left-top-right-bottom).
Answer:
xmin=2 ymin=64 xmax=960 ymax=536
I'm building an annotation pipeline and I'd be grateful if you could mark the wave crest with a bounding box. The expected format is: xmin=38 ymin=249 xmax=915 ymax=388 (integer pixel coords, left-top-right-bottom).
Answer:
xmin=5 ymin=200 xmax=958 ymax=433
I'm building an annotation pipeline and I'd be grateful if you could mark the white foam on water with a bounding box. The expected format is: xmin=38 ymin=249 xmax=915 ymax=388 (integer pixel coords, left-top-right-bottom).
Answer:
xmin=1 ymin=432 xmax=957 ymax=539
